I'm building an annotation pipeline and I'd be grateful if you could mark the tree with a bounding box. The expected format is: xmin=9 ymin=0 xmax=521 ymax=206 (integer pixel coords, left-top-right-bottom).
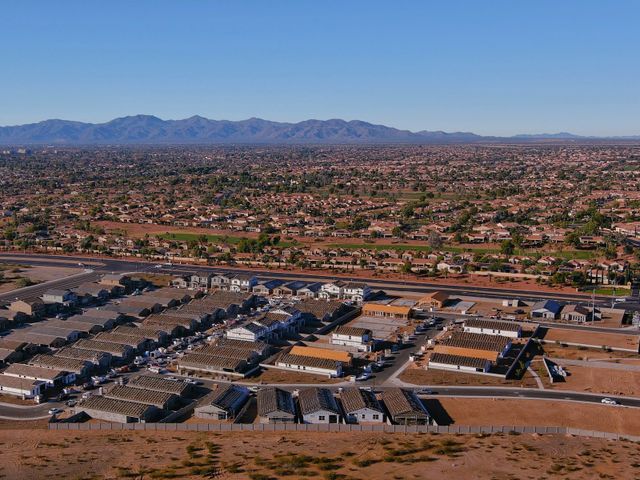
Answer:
xmin=500 ymin=240 xmax=515 ymax=256
xmin=428 ymin=231 xmax=443 ymax=249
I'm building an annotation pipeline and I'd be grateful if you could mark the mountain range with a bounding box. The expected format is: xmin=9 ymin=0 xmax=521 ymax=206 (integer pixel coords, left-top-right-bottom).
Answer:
xmin=0 ymin=115 xmax=638 ymax=145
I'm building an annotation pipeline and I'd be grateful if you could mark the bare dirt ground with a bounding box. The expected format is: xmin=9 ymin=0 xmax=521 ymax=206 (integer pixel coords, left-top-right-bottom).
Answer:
xmin=439 ymin=397 xmax=640 ymax=436
xmin=542 ymin=363 xmax=640 ymax=397
xmin=1 ymin=427 xmax=638 ymax=480
xmin=399 ymin=364 xmax=539 ymax=389
xmin=540 ymin=344 xmax=639 ymax=361
xmin=0 ymin=264 xmax=83 ymax=293
xmin=242 ymin=368 xmax=342 ymax=384
xmin=542 ymin=329 xmax=639 ymax=351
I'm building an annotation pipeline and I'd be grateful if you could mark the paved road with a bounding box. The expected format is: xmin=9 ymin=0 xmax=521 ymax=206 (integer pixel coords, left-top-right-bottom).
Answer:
xmin=0 ymin=401 xmax=55 ymax=420
xmin=0 ymin=270 xmax=101 ymax=303
xmin=0 ymin=253 xmax=633 ymax=309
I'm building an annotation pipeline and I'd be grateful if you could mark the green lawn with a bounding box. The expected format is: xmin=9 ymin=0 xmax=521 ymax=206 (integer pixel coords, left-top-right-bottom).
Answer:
xmin=590 ymin=287 xmax=631 ymax=296
xmin=158 ymin=232 xmax=244 ymax=244
xmin=158 ymin=232 xmax=296 ymax=247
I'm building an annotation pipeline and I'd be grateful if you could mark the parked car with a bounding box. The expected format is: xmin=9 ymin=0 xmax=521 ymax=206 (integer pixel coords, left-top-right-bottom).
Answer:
xmin=48 ymin=408 xmax=62 ymax=415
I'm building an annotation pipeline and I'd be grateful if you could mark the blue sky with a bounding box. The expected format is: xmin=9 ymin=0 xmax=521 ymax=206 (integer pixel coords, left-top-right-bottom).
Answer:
xmin=1 ymin=1 xmax=638 ymax=136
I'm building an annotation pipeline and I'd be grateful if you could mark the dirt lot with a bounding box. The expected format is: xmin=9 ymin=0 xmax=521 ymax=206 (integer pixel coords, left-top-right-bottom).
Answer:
xmin=439 ymin=397 xmax=640 ymax=436
xmin=399 ymin=364 xmax=539 ymax=389
xmin=242 ymin=368 xmax=342 ymax=384
xmin=543 ymin=363 xmax=640 ymax=397
xmin=542 ymin=328 xmax=639 ymax=351
xmin=0 ymin=264 xmax=83 ymax=293
xmin=1 ymin=427 xmax=639 ymax=480
xmin=540 ymin=343 xmax=639 ymax=361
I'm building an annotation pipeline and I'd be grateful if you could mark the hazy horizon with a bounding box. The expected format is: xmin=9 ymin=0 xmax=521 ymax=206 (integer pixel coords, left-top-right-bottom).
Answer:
xmin=1 ymin=1 xmax=639 ymax=136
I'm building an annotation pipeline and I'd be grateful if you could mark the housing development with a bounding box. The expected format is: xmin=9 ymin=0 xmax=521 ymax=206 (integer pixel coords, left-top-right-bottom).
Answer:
xmin=1 ymin=144 xmax=640 ymax=479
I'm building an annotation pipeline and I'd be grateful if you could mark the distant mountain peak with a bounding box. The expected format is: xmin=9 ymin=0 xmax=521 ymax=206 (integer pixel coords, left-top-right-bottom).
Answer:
xmin=0 ymin=116 xmax=636 ymax=145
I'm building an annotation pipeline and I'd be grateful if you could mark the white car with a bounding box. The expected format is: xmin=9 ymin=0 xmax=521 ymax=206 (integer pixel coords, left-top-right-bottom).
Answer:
xmin=48 ymin=408 xmax=62 ymax=415
xmin=601 ymin=397 xmax=619 ymax=405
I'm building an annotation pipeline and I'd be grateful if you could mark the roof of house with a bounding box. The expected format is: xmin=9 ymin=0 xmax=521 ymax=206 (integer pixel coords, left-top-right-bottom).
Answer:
xmin=429 ymin=352 xmax=490 ymax=369
xmin=178 ymin=353 xmax=245 ymax=371
xmin=79 ymin=395 xmax=154 ymax=418
xmin=127 ymin=374 xmax=189 ymax=396
xmin=3 ymin=363 xmax=66 ymax=380
xmin=289 ymin=345 xmax=352 ymax=363
xmin=531 ymin=300 xmax=562 ymax=314
xmin=208 ymin=384 xmax=249 ymax=411
xmin=257 ymin=387 xmax=295 ymax=416
xmin=381 ymin=388 xmax=429 ymax=418
xmin=340 ymin=387 xmax=383 ymax=414
xmin=464 ymin=318 xmax=522 ymax=332
xmin=298 ymin=388 xmax=340 ymax=415
xmin=332 ymin=325 xmax=371 ymax=338
xmin=104 ymin=385 xmax=176 ymax=408
xmin=0 ymin=373 xmax=44 ymax=389
xmin=28 ymin=354 xmax=89 ymax=372
xmin=277 ymin=353 xmax=341 ymax=371
xmin=73 ymin=339 xmax=131 ymax=355
xmin=441 ymin=332 xmax=511 ymax=353
xmin=362 ymin=303 xmax=412 ymax=315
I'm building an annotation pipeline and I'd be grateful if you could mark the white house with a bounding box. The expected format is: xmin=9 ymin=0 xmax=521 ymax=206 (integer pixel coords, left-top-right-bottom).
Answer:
xmin=319 ymin=281 xmax=347 ymax=299
xmin=428 ymin=352 xmax=491 ymax=374
xmin=340 ymin=387 xmax=385 ymax=423
xmin=276 ymin=353 xmax=343 ymax=378
xmin=342 ymin=282 xmax=371 ymax=303
xmin=330 ymin=326 xmax=373 ymax=352
xmin=0 ymin=374 xmax=45 ymax=399
xmin=463 ymin=319 xmax=522 ymax=339
xmin=229 ymin=274 xmax=258 ymax=292
xmin=226 ymin=322 xmax=268 ymax=342
xmin=298 ymin=388 xmax=341 ymax=424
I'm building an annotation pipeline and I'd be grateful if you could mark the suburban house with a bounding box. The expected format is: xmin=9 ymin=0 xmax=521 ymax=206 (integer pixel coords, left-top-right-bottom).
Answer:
xmin=76 ymin=396 xmax=161 ymax=423
xmin=560 ymin=304 xmax=601 ymax=323
xmin=530 ymin=300 xmax=562 ymax=320
xmin=194 ymin=384 xmax=250 ymax=420
xmin=463 ymin=318 xmax=522 ymax=338
xmin=341 ymin=282 xmax=371 ymax=303
xmin=381 ymin=388 xmax=432 ymax=426
xmin=0 ymin=374 xmax=45 ymax=399
xmin=297 ymin=387 xmax=341 ymax=424
xmin=319 ymin=281 xmax=347 ymax=299
xmin=340 ymin=387 xmax=385 ymax=424
xmin=41 ymin=289 xmax=78 ymax=307
xmin=257 ymin=387 xmax=297 ymax=424
xmin=9 ymin=299 xmax=47 ymax=317
xmin=428 ymin=352 xmax=491 ymax=374
xmin=330 ymin=326 xmax=373 ymax=352
xmin=417 ymin=291 xmax=449 ymax=309
xmin=228 ymin=273 xmax=258 ymax=292
xmin=3 ymin=363 xmax=75 ymax=387
xmin=362 ymin=303 xmax=412 ymax=320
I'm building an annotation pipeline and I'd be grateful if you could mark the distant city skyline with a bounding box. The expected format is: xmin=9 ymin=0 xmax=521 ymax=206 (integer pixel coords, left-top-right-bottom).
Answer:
xmin=1 ymin=1 xmax=639 ymax=136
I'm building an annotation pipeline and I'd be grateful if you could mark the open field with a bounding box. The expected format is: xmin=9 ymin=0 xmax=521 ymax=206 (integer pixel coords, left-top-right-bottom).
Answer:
xmin=439 ymin=397 xmax=640 ymax=436
xmin=541 ymin=328 xmax=639 ymax=351
xmin=242 ymin=368 xmax=342 ymax=384
xmin=539 ymin=343 xmax=640 ymax=361
xmin=545 ymin=363 xmax=640 ymax=397
xmin=399 ymin=364 xmax=539 ymax=388
xmin=0 ymin=264 xmax=83 ymax=293
xmin=1 ymin=428 xmax=639 ymax=480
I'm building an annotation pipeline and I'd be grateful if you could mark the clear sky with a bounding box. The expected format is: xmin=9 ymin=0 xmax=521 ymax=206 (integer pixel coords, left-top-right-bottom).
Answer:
xmin=1 ymin=0 xmax=639 ymax=136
